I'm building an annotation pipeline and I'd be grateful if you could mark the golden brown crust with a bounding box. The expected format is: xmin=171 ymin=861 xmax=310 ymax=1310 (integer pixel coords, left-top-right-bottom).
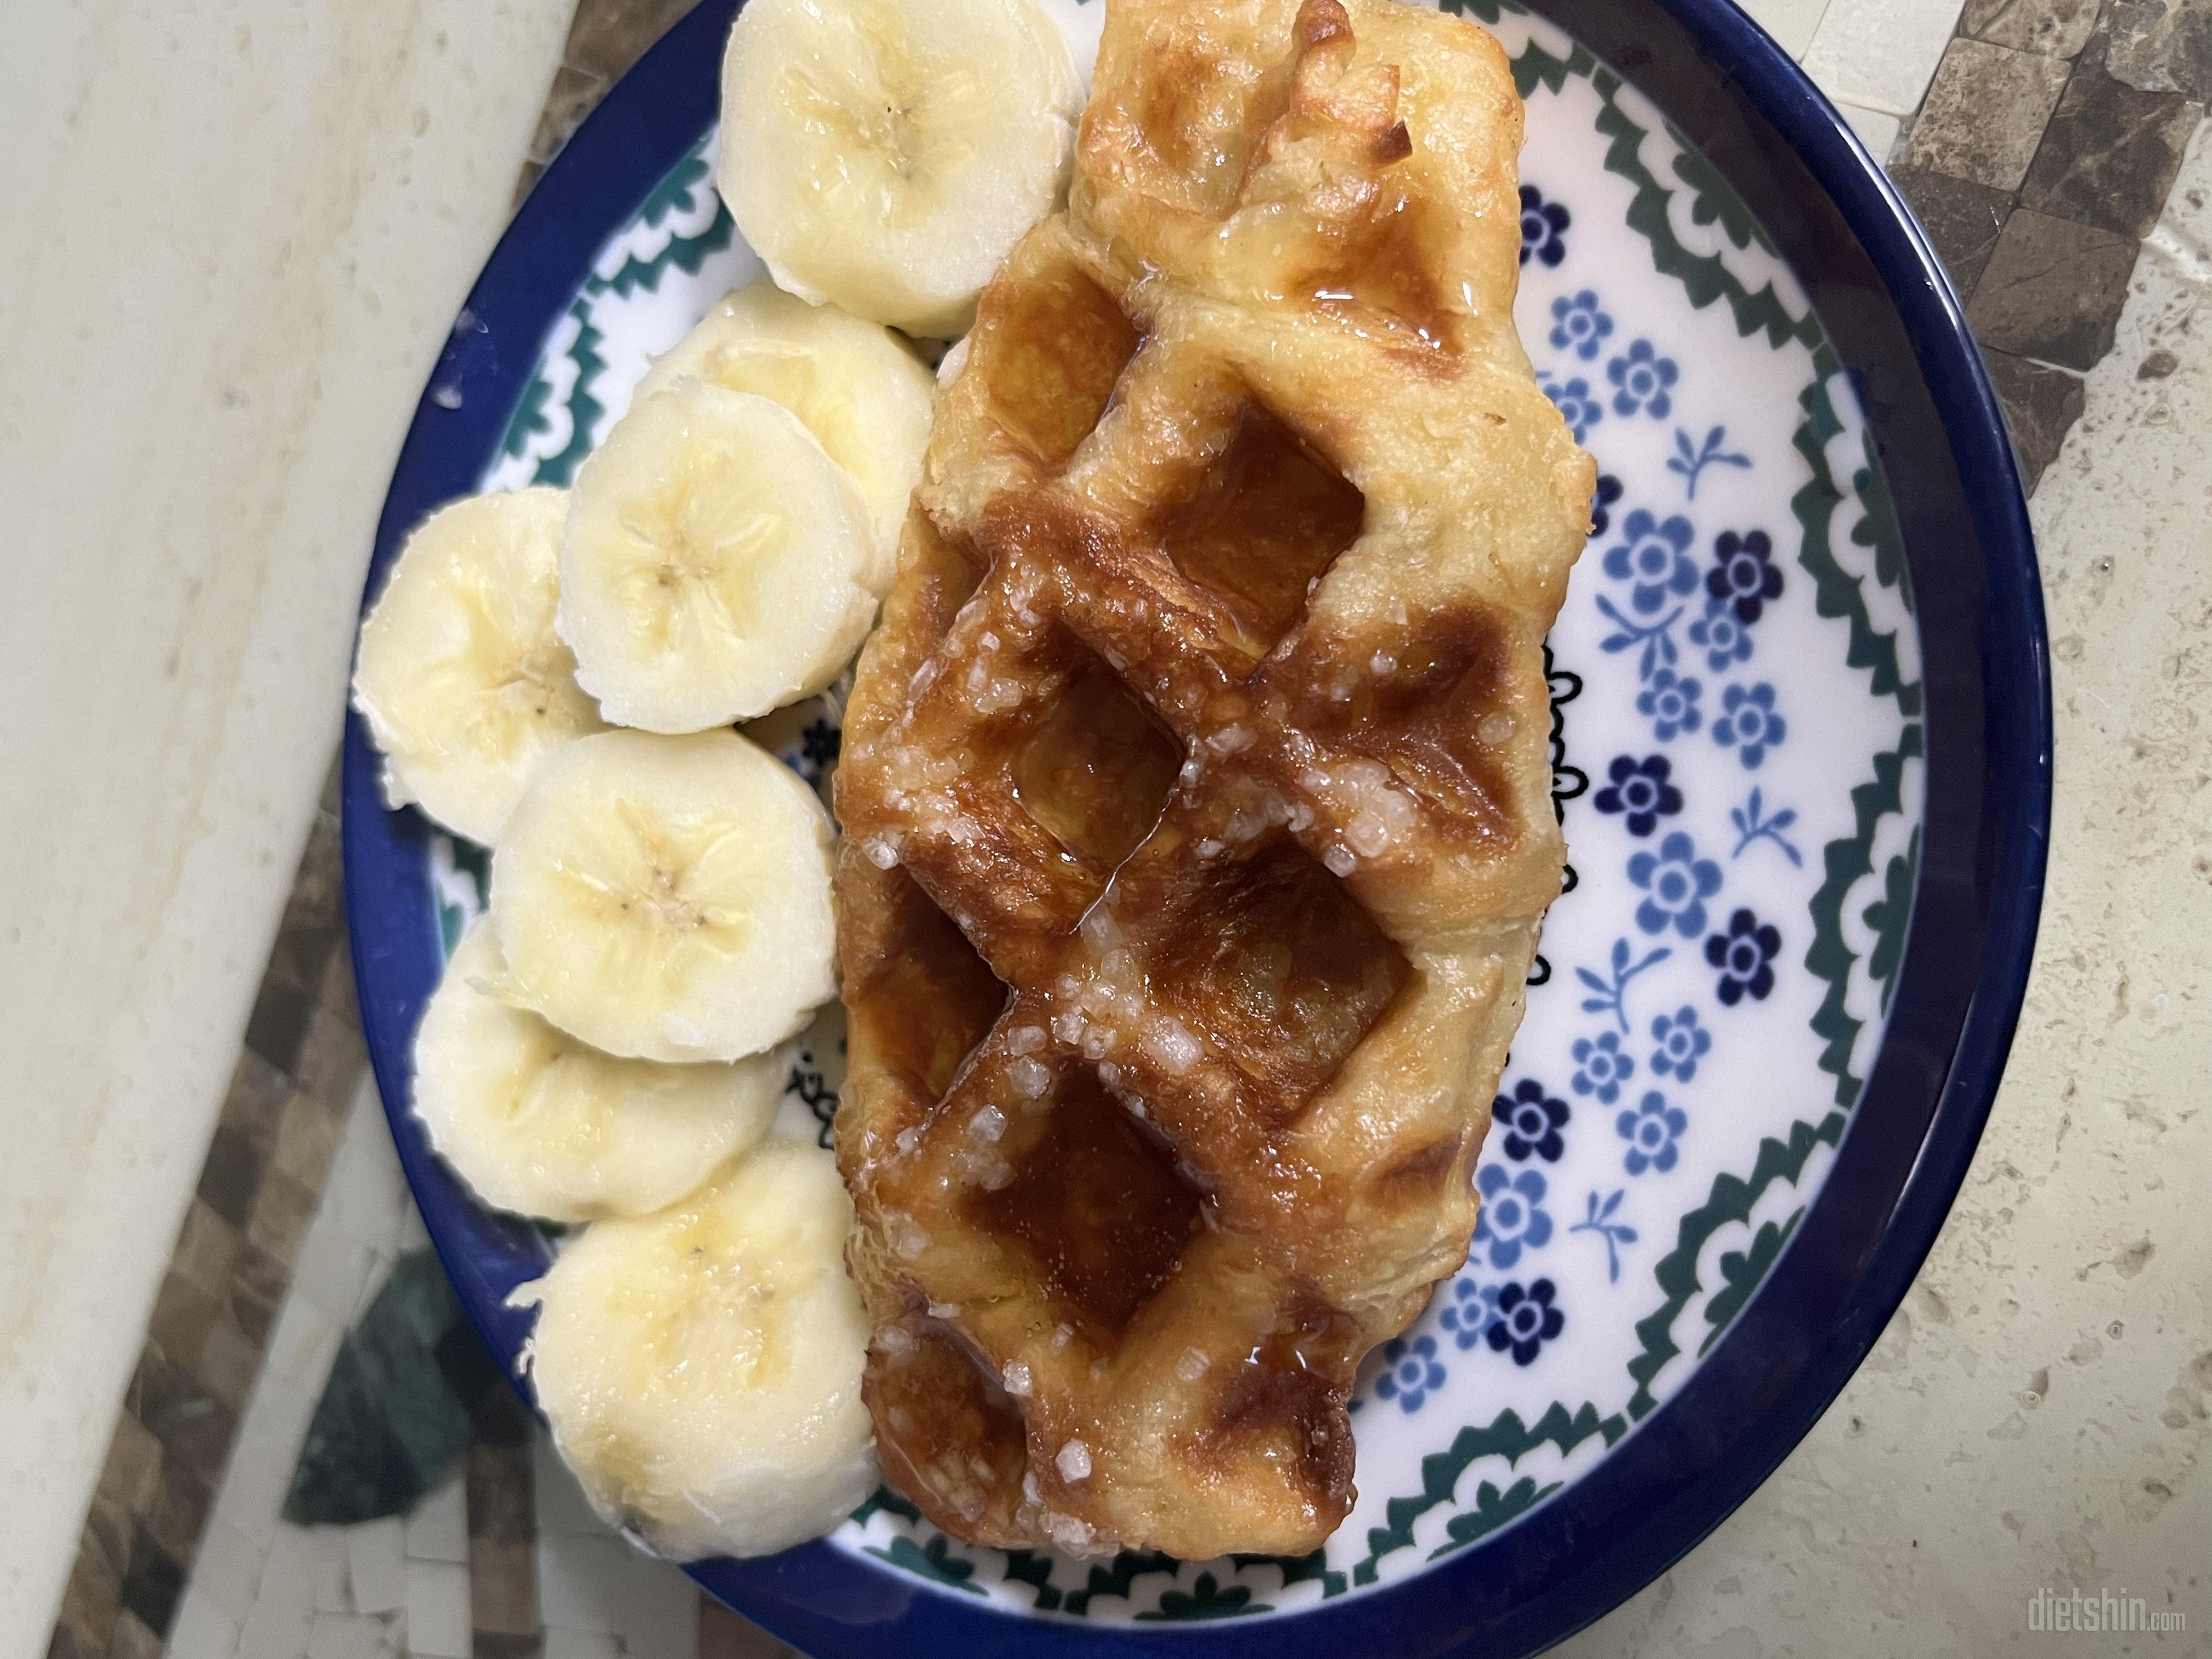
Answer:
xmin=833 ymin=0 xmax=1592 ymax=1561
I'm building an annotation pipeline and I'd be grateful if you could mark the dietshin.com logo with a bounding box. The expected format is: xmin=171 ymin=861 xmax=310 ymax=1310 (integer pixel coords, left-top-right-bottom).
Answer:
xmin=2027 ymin=1587 xmax=2187 ymax=1635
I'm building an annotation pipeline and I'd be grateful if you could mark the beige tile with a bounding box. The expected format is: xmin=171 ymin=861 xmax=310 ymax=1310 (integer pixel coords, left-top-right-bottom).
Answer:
xmin=403 ymin=1561 xmax=472 ymax=1659
xmin=175 ymin=1202 xmax=247 ymax=1302
xmin=304 ymin=1613 xmax=400 ymax=1659
xmin=563 ymin=0 xmax=703 ymax=80
xmin=1735 ymin=0 xmax=1832 ymax=58
xmin=1804 ymin=0 xmax=1967 ymax=115
xmin=144 ymin=1461 xmax=216 ymax=1568
xmin=105 ymin=1611 xmax=161 ymax=1659
xmin=198 ymin=1310 xmax=264 ymax=1414
xmin=402 ymin=1477 xmax=467 ymax=1566
xmin=346 ymin=1519 xmax=408 ymax=1617
xmin=247 ymin=1172 xmax=322 ymax=1268
xmin=191 ymin=1518 xmax=270 ymax=1628
xmin=167 ymin=1588 xmax=242 ymax=1659
xmin=1835 ymin=100 xmax=1901 ymax=162
xmin=273 ymin=1091 xmax=348 ymax=1193
xmin=541 ymin=1630 xmax=620 ymax=1659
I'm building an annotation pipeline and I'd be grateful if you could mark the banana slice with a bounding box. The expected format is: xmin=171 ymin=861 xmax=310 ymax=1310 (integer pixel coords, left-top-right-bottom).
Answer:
xmin=413 ymin=918 xmax=787 ymax=1222
xmin=716 ymin=0 xmax=1082 ymax=337
xmin=635 ymin=278 xmax=935 ymax=557
xmin=353 ymin=488 xmax=608 ymax=843
xmin=524 ymin=1139 xmax=876 ymax=1560
xmin=558 ymin=382 xmax=878 ymax=733
xmin=489 ymin=727 xmax=836 ymax=1064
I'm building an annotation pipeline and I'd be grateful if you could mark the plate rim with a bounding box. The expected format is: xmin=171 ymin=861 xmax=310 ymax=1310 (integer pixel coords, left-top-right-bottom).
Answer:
xmin=341 ymin=0 xmax=2051 ymax=1654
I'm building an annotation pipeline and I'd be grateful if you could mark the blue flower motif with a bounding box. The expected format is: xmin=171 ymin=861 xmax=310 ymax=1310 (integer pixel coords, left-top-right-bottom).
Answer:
xmin=1593 ymin=753 xmax=1683 ymax=837
xmin=1616 ymin=1090 xmax=1688 ymax=1175
xmin=1541 ymin=374 xmax=1603 ymax=445
xmin=1520 ymin=184 xmax=1570 ymax=268
xmin=1548 ymin=290 xmax=1614 ymax=360
xmin=1485 ymin=1279 xmax=1564 ymax=1365
xmin=1713 ymin=682 xmax=1788 ymax=769
xmin=1707 ymin=908 xmax=1782 ymax=1005
xmin=1373 ymin=1334 xmax=1447 ymax=1412
xmin=1687 ymin=596 xmax=1754 ymax=672
xmin=1606 ymin=339 xmax=1679 ymax=418
xmin=1627 ymin=831 xmax=1724 ymax=939
xmin=1601 ymin=509 xmax=1699 ymax=616
xmin=1475 ymin=1164 xmax=1554 ymax=1269
xmin=1635 ymin=666 xmax=1703 ymax=740
xmin=1589 ymin=472 xmax=1623 ymax=538
xmin=1706 ymin=529 xmax=1784 ymax=623
xmin=1649 ymin=1005 xmax=1712 ymax=1081
xmin=1438 ymin=1276 xmax=1503 ymax=1351
xmin=1570 ymin=1030 xmax=1635 ymax=1104
xmin=1495 ymin=1077 xmax=1570 ymax=1163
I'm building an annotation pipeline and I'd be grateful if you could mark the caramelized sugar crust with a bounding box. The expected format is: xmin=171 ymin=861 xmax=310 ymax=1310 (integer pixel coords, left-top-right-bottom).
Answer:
xmin=835 ymin=0 xmax=1593 ymax=1561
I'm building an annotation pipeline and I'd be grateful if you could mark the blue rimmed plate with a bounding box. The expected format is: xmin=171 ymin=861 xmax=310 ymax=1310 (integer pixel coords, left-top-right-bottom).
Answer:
xmin=343 ymin=1 xmax=2050 ymax=1653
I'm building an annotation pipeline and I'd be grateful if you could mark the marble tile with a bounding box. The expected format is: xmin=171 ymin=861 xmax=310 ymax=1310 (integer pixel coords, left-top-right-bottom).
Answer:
xmin=1736 ymin=0 xmax=1832 ymax=58
xmin=466 ymin=1442 xmax=535 ymax=1548
xmin=1901 ymin=38 xmax=2074 ymax=190
xmin=105 ymin=1612 xmax=161 ymax=1659
xmin=245 ymin=979 xmax=318 ymax=1080
xmin=247 ymin=1172 xmax=323 ymax=1269
xmin=291 ymin=1232 xmax=378 ymax=1335
xmin=230 ymin=1242 xmax=291 ymax=1350
xmin=469 ymin=1541 xmax=540 ymax=1641
xmin=403 ymin=1478 xmax=468 ymax=1566
xmin=2108 ymin=0 xmax=2212 ymax=98
xmin=1968 ymin=208 xmax=2144 ymax=366
xmin=53 ymin=1543 xmax=122 ymax=1659
xmin=607 ymin=1551 xmax=697 ymax=1659
xmin=541 ymin=1630 xmax=620 ymax=1659
xmin=1835 ymin=99 xmax=1901 ymax=160
xmin=1803 ymin=0 xmax=1966 ymax=115
xmin=293 ymin=1002 xmax=370 ymax=1113
xmin=148 ymin=1271 xmax=221 ymax=1377
xmin=191 ymin=1519 xmax=270 ymax=1627
xmin=1962 ymin=0 xmax=2103 ymax=57
xmin=304 ymin=1613 xmax=400 ymax=1659
xmin=2018 ymin=42 xmax=2204 ymax=239
xmin=404 ymin=1561 xmax=472 ymax=1659
xmin=530 ymin=66 xmax=609 ymax=166
xmin=345 ymin=1520 xmax=408 ymax=1617
xmin=167 ymin=1589 xmax=242 ymax=1659
xmin=534 ymin=1534 xmax=630 ymax=1637
xmin=144 ymin=1462 xmax=216 ymax=1570
xmin=563 ymin=0 xmax=703 ymax=80
xmin=175 ymin=1202 xmax=247 ymax=1303
xmin=273 ymin=1090 xmax=349 ymax=1195
xmin=116 ymin=1523 xmax=184 ymax=1638
xmin=699 ymin=1599 xmax=803 ymax=1659
xmin=93 ymin=1415 xmax=163 ymax=1519
xmin=530 ymin=1440 xmax=607 ymax=1538
xmin=200 ymin=1311 xmax=266 ymax=1414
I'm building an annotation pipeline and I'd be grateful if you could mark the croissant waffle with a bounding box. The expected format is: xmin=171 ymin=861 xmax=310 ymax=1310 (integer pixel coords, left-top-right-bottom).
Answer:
xmin=834 ymin=0 xmax=1593 ymax=1561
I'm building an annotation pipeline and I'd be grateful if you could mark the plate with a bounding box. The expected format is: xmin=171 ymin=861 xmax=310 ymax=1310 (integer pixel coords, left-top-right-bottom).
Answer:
xmin=342 ymin=0 xmax=2051 ymax=1653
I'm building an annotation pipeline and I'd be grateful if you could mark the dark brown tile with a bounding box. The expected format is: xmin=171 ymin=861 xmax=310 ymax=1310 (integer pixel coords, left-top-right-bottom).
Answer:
xmin=115 ymin=1525 xmax=182 ymax=1639
xmin=142 ymin=1460 xmax=213 ymax=1572
xmin=82 ymin=1496 xmax=133 ymax=1596
xmin=52 ymin=1545 xmax=121 ymax=1659
xmin=1904 ymin=38 xmax=2075 ymax=190
xmin=1963 ymin=0 xmax=2104 ymax=58
xmin=511 ymin=160 xmax=546 ymax=213
xmin=1985 ymin=350 xmax=2088 ymax=493
xmin=229 ymin=1239 xmax=289 ymax=1346
xmin=2019 ymin=40 xmax=2203 ymax=239
xmin=2108 ymin=0 xmax=2212 ymax=99
xmin=268 ymin=815 xmax=345 ymax=995
xmin=171 ymin=1200 xmax=242 ymax=1301
xmin=244 ymin=973 xmax=316 ymax=1076
xmin=563 ymin=0 xmax=702 ymax=81
xmin=294 ymin=998 xmax=368 ymax=1108
xmin=465 ymin=1439 xmax=536 ymax=1547
xmin=93 ymin=1414 xmax=162 ymax=1516
xmin=145 ymin=1272 xmax=218 ymax=1376
xmin=198 ymin=1053 xmax=289 ymax=1227
xmin=475 ymin=1635 xmax=545 ymax=1659
xmin=246 ymin=1168 xmax=320 ymax=1267
xmin=1968 ymin=208 xmax=2142 ymax=368
xmin=531 ymin=65 xmax=608 ymax=165
xmin=1893 ymin=166 xmax=2016 ymax=295
xmin=700 ymin=1598 xmax=803 ymax=1659
xmin=319 ymin=939 xmax=359 ymax=1020
xmin=103 ymin=1612 xmax=160 ymax=1659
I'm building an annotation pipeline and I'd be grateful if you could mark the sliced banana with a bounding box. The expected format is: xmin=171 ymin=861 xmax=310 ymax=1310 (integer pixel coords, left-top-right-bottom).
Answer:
xmin=413 ymin=918 xmax=787 ymax=1222
xmin=716 ymin=0 xmax=1082 ymax=337
xmin=489 ymin=728 xmax=836 ymax=1064
xmin=523 ymin=1139 xmax=876 ymax=1560
xmin=353 ymin=488 xmax=608 ymax=843
xmin=558 ymin=382 xmax=879 ymax=733
xmin=635 ymin=278 xmax=935 ymax=556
